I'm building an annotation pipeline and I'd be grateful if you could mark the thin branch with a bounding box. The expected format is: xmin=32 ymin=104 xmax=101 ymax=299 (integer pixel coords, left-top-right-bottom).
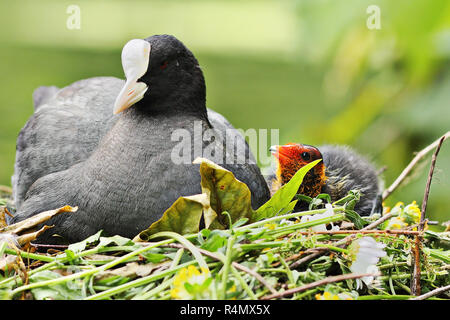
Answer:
xmin=419 ymin=135 xmax=445 ymax=231
xmin=411 ymin=236 xmax=422 ymax=296
xmin=382 ymin=131 xmax=449 ymax=201
xmin=0 ymin=185 xmax=13 ymax=194
xmin=31 ymin=243 xmax=69 ymax=250
xmin=231 ymin=262 xmax=277 ymax=295
xmin=409 ymin=284 xmax=450 ymax=300
xmin=375 ymin=166 xmax=387 ymax=176
xmin=363 ymin=212 xmax=395 ymax=231
xmin=260 ymin=272 xmax=379 ymax=300
xmin=411 ymin=135 xmax=445 ymax=296
xmin=296 ymin=229 xmax=420 ymax=235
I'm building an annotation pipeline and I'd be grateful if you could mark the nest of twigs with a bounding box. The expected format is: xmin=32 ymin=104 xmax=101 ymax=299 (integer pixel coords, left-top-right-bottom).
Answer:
xmin=0 ymin=133 xmax=449 ymax=300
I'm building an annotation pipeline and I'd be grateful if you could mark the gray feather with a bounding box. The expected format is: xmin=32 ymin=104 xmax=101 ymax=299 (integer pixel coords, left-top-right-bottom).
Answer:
xmin=32 ymin=86 xmax=59 ymax=110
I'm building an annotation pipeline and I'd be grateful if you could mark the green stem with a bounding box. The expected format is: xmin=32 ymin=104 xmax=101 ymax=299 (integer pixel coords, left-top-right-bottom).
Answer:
xmin=278 ymin=255 xmax=294 ymax=284
xmin=9 ymin=238 xmax=174 ymax=297
xmin=148 ymin=231 xmax=209 ymax=271
xmin=230 ymin=266 xmax=257 ymax=300
xmin=259 ymin=268 xmax=287 ymax=274
xmin=319 ymin=244 xmax=349 ymax=254
xmin=86 ymin=260 xmax=197 ymax=300
xmin=0 ymin=241 xmax=7 ymax=257
xmin=0 ymin=245 xmax=147 ymax=288
xmin=378 ymin=270 xmax=448 ymax=282
xmin=236 ymin=207 xmax=345 ymax=232
xmin=3 ymin=247 xmax=55 ymax=263
xmin=132 ymin=248 xmax=184 ymax=300
xmin=292 ymin=288 xmax=319 ymax=300
xmin=240 ymin=239 xmax=349 ymax=255
xmin=220 ymin=236 xmax=235 ymax=299
xmin=255 ymin=288 xmax=270 ymax=298
xmin=332 ymin=194 xmax=356 ymax=206
xmin=85 ymin=261 xmax=220 ymax=300
xmin=424 ymin=248 xmax=450 ymax=264
xmin=265 ymin=213 xmax=346 ymax=237
xmin=394 ymin=280 xmax=411 ymax=294
xmin=379 ymin=262 xmax=409 ymax=270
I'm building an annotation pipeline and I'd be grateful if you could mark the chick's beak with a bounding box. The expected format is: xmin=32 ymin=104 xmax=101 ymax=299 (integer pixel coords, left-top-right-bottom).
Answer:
xmin=270 ymin=144 xmax=296 ymax=161
xmin=269 ymin=145 xmax=279 ymax=156
xmin=114 ymin=39 xmax=151 ymax=114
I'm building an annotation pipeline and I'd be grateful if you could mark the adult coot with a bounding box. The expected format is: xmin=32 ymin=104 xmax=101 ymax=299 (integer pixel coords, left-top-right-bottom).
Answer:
xmin=268 ymin=143 xmax=381 ymax=216
xmin=10 ymin=35 xmax=270 ymax=242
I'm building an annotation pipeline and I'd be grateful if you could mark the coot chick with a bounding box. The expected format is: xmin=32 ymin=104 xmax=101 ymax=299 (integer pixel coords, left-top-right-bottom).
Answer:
xmin=10 ymin=35 xmax=270 ymax=243
xmin=269 ymin=143 xmax=381 ymax=216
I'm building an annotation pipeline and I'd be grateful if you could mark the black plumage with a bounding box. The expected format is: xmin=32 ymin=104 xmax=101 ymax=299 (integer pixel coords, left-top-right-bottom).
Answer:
xmin=319 ymin=145 xmax=382 ymax=215
xmin=10 ymin=35 xmax=270 ymax=243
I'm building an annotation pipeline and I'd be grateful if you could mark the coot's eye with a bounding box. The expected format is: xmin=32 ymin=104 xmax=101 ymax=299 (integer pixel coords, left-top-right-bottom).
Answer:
xmin=160 ymin=61 xmax=168 ymax=70
xmin=301 ymin=152 xmax=310 ymax=161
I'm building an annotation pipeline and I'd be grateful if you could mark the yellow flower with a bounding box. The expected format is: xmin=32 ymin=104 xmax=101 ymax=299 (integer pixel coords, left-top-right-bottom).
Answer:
xmin=171 ymin=265 xmax=213 ymax=300
xmin=316 ymin=291 xmax=353 ymax=300
xmin=384 ymin=201 xmax=426 ymax=230
xmin=264 ymin=223 xmax=277 ymax=230
xmin=315 ymin=292 xmax=338 ymax=300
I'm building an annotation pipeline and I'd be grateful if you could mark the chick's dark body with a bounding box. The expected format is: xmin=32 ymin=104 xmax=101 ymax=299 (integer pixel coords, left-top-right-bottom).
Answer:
xmin=320 ymin=145 xmax=381 ymax=215
xmin=301 ymin=145 xmax=381 ymax=215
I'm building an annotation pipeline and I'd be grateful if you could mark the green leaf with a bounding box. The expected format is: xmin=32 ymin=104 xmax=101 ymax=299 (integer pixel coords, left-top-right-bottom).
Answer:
xmin=295 ymin=194 xmax=313 ymax=203
xmin=253 ymin=159 xmax=321 ymax=221
xmin=135 ymin=194 xmax=207 ymax=240
xmin=307 ymin=193 xmax=332 ymax=210
xmin=280 ymin=200 xmax=298 ymax=215
xmin=194 ymin=157 xmax=254 ymax=229
xmin=68 ymin=230 xmax=103 ymax=253
xmin=142 ymin=252 xmax=167 ymax=263
xmin=232 ymin=218 xmax=249 ymax=228
xmin=345 ymin=209 xmax=369 ymax=230
xmin=29 ymin=271 xmax=84 ymax=300
xmin=98 ymin=235 xmax=133 ymax=247
xmin=200 ymin=229 xmax=229 ymax=252
xmin=64 ymin=249 xmax=79 ymax=265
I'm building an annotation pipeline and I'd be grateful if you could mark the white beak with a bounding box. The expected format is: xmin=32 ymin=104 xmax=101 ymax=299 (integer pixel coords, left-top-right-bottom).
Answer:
xmin=114 ymin=39 xmax=151 ymax=114
xmin=269 ymin=145 xmax=279 ymax=155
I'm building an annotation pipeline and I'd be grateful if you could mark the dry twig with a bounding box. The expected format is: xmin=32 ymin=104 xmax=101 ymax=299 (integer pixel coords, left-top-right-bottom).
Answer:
xmin=411 ymin=135 xmax=446 ymax=296
xmin=409 ymin=284 xmax=450 ymax=300
xmin=382 ymin=131 xmax=449 ymax=201
xmin=0 ymin=186 xmax=13 ymax=194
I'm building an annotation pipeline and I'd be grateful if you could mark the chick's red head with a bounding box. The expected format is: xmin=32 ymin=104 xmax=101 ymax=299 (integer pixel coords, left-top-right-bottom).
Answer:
xmin=270 ymin=143 xmax=327 ymax=198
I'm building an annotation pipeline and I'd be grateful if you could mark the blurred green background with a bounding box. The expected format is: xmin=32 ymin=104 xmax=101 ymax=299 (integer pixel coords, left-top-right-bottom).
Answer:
xmin=0 ymin=0 xmax=449 ymax=223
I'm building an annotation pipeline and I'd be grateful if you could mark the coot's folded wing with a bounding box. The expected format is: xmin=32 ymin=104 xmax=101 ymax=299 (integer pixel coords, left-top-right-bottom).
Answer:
xmin=12 ymin=77 xmax=123 ymax=208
